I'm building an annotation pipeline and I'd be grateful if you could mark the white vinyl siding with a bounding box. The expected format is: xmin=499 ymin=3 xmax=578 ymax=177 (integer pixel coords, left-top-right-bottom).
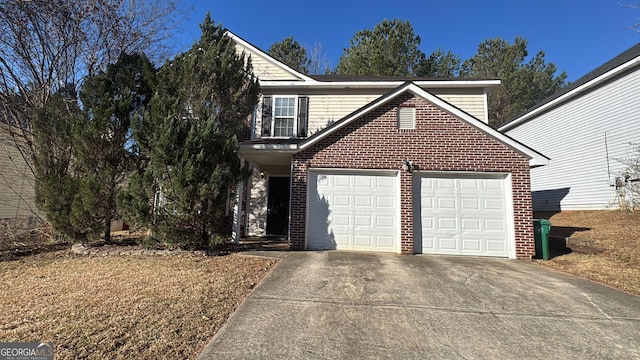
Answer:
xmin=505 ymin=67 xmax=640 ymax=210
xmin=233 ymin=44 xmax=301 ymax=81
xmin=437 ymin=92 xmax=487 ymax=122
xmin=256 ymin=90 xmax=488 ymax=138
xmin=307 ymin=94 xmax=381 ymax=135
xmin=0 ymin=126 xmax=37 ymax=219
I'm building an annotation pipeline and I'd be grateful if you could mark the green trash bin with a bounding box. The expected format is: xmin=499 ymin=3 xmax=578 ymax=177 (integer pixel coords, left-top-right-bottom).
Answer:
xmin=533 ymin=219 xmax=552 ymax=260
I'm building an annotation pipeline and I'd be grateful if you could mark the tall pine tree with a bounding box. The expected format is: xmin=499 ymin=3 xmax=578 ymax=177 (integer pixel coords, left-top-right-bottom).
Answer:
xmin=34 ymin=54 xmax=155 ymax=242
xmin=122 ymin=14 xmax=260 ymax=249
xmin=336 ymin=19 xmax=424 ymax=76
xmin=73 ymin=53 xmax=156 ymax=241
xmin=268 ymin=36 xmax=311 ymax=73
xmin=33 ymin=86 xmax=85 ymax=240
xmin=461 ymin=37 xmax=567 ymax=128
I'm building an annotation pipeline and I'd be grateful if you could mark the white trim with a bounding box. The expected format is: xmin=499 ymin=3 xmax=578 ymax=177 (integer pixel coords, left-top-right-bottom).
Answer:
xmin=504 ymin=173 xmax=516 ymax=259
xmin=499 ymin=55 xmax=640 ymax=132
xmin=272 ymin=95 xmax=298 ymax=137
xmin=260 ymin=79 xmax=501 ymax=89
xmin=226 ymin=31 xmax=315 ymax=82
xmin=297 ymin=83 xmax=548 ymax=167
xmin=483 ymin=89 xmax=489 ymax=124
xmin=239 ymin=144 xmax=298 ymax=151
xmin=231 ymin=181 xmax=243 ymax=244
xmin=244 ymin=167 xmax=253 ymax=237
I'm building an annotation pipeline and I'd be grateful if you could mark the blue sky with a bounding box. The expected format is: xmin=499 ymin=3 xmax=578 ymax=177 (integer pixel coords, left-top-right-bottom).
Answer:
xmin=174 ymin=0 xmax=640 ymax=82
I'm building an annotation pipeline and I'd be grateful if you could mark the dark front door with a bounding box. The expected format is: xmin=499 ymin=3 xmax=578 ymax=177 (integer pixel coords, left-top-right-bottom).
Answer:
xmin=266 ymin=177 xmax=290 ymax=235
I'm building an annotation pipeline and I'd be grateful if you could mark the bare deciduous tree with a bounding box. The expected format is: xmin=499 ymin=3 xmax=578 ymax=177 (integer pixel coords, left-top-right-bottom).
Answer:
xmin=620 ymin=2 xmax=640 ymax=33
xmin=306 ymin=42 xmax=332 ymax=75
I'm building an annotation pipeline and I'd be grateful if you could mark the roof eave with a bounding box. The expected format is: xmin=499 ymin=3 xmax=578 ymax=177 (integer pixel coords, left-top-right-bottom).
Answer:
xmin=500 ymin=55 xmax=640 ymax=132
xmin=259 ymin=79 xmax=501 ymax=89
xmin=239 ymin=143 xmax=299 ymax=152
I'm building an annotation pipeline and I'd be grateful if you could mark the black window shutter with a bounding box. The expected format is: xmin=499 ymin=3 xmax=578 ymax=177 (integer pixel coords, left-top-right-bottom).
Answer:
xmin=261 ymin=96 xmax=272 ymax=137
xmin=297 ymin=96 xmax=309 ymax=138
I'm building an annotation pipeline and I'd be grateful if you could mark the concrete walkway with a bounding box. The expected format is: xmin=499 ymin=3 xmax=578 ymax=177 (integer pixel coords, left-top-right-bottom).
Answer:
xmin=198 ymin=252 xmax=640 ymax=359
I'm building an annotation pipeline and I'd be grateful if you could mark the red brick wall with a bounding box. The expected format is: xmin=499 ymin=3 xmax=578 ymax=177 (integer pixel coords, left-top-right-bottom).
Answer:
xmin=291 ymin=93 xmax=534 ymax=259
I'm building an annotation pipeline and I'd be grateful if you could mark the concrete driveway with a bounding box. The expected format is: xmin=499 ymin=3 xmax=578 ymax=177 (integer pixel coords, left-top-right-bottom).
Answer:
xmin=198 ymin=252 xmax=640 ymax=359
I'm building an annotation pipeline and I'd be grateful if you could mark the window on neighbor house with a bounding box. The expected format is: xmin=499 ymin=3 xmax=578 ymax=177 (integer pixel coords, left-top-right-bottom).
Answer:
xmin=261 ymin=96 xmax=309 ymax=138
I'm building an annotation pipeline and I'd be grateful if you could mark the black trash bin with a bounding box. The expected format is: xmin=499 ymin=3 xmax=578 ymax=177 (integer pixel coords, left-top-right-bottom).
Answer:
xmin=533 ymin=219 xmax=552 ymax=260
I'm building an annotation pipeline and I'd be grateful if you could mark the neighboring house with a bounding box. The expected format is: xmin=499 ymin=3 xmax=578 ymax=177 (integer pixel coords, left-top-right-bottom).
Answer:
xmin=500 ymin=43 xmax=640 ymax=211
xmin=230 ymin=32 xmax=547 ymax=259
xmin=0 ymin=122 xmax=39 ymax=224
xmin=0 ymin=119 xmax=125 ymax=232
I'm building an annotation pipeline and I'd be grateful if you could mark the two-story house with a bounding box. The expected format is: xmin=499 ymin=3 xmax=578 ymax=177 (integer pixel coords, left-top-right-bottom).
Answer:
xmin=230 ymin=32 xmax=547 ymax=259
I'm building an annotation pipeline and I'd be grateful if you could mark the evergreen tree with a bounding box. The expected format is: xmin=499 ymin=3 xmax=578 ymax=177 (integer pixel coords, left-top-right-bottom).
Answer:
xmin=268 ymin=36 xmax=311 ymax=74
xmin=33 ymin=86 xmax=85 ymax=240
xmin=123 ymin=14 xmax=260 ymax=249
xmin=415 ymin=48 xmax=462 ymax=78
xmin=336 ymin=19 xmax=424 ymax=76
xmin=461 ymin=37 xmax=567 ymax=128
xmin=73 ymin=53 xmax=156 ymax=241
xmin=34 ymin=54 xmax=156 ymax=242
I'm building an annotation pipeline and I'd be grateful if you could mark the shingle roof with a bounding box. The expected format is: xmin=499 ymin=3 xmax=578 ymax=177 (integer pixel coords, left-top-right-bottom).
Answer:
xmin=309 ymin=74 xmax=497 ymax=82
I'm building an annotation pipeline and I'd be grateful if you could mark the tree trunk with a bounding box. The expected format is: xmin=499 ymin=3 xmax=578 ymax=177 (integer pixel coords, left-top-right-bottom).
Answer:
xmin=104 ymin=218 xmax=111 ymax=242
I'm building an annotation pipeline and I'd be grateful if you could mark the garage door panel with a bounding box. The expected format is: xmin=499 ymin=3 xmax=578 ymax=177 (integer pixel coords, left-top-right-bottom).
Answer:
xmin=332 ymin=195 xmax=351 ymax=207
xmin=377 ymin=235 xmax=395 ymax=248
xmin=484 ymin=198 xmax=504 ymax=210
xmin=376 ymin=195 xmax=395 ymax=208
xmin=483 ymin=178 xmax=503 ymax=190
xmin=484 ymin=218 xmax=505 ymax=231
xmin=437 ymin=197 xmax=457 ymax=209
xmin=354 ymin=235 xmax=372 ymax=247
xmin=438 ymin=217 xmax=457 ymax=230
xmin=461 ymin=198 xmax=480 ymax=210
xmin=334 ymin=233 xmax=350 ymax=247
xmin=460 ymin=178 xmax=480 ymax=189
xmin=437 ymin=178 xmax=455 ymax=188
xmin=461 ymin=218 xmax=480 ymax=230
xmin=308 ymin=172 xmax=398 ymax=252
xmin=355 ymin=195 xmax=372 ymax=207
xmin=354 ymin=215 xmax=372 ymax=227
xmin=438 ymin=236 xmax=457 ymax=250
xmin=417 ymin=174 xmax=510 ymax=257
xmin=486 ymin=238 xmax=507 ymax=252
xmin=461 ymin=237 xmax=481 ymax=251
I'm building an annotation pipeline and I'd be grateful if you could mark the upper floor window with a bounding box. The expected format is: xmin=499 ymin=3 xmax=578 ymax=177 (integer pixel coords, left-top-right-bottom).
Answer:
xmin=261 ymin=96 xmax=308 ymax=138
xmin=273 ymin=97 xmax=296 ymax=137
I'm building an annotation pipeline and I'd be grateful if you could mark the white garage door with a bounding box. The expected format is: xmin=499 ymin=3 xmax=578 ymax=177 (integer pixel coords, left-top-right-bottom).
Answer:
xmin=415 ymin=173 xmax=511 ymax=257
xmin=307 ymin=171 xmax=399 ymax=252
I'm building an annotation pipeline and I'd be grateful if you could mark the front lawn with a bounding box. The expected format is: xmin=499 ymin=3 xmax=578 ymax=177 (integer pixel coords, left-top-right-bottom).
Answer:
xmin=535 ymin=210 xmax=640 ymax=296
xmin=0 ymin=250 xmax=277 ymax=359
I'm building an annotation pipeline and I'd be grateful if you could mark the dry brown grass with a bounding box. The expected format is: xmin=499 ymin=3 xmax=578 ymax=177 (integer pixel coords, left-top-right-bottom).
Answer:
xmin=535 ymin=210 xmax=640 ymax=296
xmin=0 ymin=250 xmax=278 ymax=359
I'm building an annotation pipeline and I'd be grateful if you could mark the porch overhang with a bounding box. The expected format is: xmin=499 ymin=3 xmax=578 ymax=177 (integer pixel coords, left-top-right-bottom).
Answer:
xmin=239 ymin=142 xmax=299 ymax=177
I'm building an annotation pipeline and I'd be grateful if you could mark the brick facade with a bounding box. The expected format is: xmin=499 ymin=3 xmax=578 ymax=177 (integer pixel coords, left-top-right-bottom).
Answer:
xmin=290 ymin=93 xmax=535 ymax=259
